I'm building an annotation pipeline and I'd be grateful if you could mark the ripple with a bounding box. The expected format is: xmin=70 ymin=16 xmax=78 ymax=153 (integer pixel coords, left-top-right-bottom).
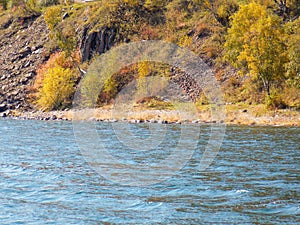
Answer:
xmin=0 ymin=120 xmax=299 ymax=224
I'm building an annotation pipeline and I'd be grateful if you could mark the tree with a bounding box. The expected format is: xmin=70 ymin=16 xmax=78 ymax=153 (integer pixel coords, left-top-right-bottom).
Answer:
xmin=285 ymin=17 xmax=300 ymax=88
xmin=224 ymin=2 xmax=287 ymax=96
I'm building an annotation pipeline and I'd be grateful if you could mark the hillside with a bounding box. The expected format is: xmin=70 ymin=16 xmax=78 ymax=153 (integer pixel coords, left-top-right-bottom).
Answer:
xmin=0 ymin=0 xmax=299 ymax=121
xmin=0 ymin=14 xmax=50 ymax=111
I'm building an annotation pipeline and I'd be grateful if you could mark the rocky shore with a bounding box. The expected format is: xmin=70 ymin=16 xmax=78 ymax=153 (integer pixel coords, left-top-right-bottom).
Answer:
xmin=1 ymin=106 xmax=299 ymax=127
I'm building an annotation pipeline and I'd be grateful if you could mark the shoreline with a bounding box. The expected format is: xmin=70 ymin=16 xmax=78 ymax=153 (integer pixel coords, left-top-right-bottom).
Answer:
xmin=1 ymin=106 xmax=299 ymax=127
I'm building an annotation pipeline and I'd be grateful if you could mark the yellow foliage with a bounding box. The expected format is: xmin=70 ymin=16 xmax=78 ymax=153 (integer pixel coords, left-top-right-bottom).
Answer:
xmin=103 ymin=77 xmax=118 ymax=101
xmin=178 ymin=35 xmax=192 ymax=48
xmin=224 ymin=2 xmax=287 ymax=95
xmin=144 ymin=0 xmax=165 ymax=10
xmin=137 ymin=61 xmax=151 ymax=78
xmin=35 ymin=51 xmax=79 ymax=111
xmin=285 ymin=17 xmax=300 ymax=88
xmin=37 ymin=66 xmax=76 ymax=111
xmin=34 ymin=51 xmax=78 ymax=90
xmin=123 ymin=0 xmax=140 ymax=6
xmin=43 ymin=5 xmax=61 ymax=31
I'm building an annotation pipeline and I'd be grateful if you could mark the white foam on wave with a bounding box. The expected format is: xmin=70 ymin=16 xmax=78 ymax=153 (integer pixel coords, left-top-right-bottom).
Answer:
xmin=235 ymin=189 xmax=249 ymax=194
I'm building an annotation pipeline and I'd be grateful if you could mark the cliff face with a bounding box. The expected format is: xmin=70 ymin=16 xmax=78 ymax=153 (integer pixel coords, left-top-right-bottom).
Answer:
xmin=0 ymin=15 xmax=50 ymax=112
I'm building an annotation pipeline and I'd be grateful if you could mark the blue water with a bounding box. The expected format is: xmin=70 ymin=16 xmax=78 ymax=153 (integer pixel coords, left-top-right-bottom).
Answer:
xmin=0 ymin=119 xmax=299 ymax=224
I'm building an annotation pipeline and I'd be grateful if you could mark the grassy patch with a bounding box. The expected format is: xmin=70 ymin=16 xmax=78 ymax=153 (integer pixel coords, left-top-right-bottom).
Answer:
xmin=134 ymin=96 xmax=174 ymax=110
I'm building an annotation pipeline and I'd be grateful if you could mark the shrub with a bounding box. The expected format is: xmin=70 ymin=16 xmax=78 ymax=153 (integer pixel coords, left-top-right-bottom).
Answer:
xmin=265 ymin=92 xmax=287 ymax=110
xmin=35 ymin=51 xmax=80 ymax=111
xmin=281 ymin=85 xmax=300 ymax=109
xmin=37 ymin=66 xmax=76 ymax=111
xmin=43 ymin=5 xmax=61 ymax=31
xmin=100 ymin=77 xmax=118 ymax=104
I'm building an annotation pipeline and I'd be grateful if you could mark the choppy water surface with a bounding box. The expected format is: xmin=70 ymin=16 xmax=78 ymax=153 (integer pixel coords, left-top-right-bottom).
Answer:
xmin=0 ymin=119 xmax=299 ymax=224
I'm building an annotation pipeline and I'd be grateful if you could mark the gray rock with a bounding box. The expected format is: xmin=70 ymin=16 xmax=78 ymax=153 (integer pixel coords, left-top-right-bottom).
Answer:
xmin=0 ymin=103 xmax=7 ymax=112
xmin=10 ymin=90 xmax=19 ymax=96
xmin=1 ymin=85 xmax=8 ymax=91
xmin=0 ymin=112 xmax=7 ymax=117
xmin=51 ymin=115 xmax=57 ymax=120
xmin=23 ymin=61 xmax=31 ymax=68
xmin=25 ymin=73 xmax=34 ymax=78
xmin=19 ymin=77 xmax=28 ymax=84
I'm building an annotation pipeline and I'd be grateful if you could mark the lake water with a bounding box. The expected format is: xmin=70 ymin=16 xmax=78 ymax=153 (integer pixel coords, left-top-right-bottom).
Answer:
xmin=0 ymin=119 xmax=299 ymax=224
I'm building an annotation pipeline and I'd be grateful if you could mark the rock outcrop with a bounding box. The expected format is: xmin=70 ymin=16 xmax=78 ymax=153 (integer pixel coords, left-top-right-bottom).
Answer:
xmin=80 ymin=26 xmax=116 ymax=62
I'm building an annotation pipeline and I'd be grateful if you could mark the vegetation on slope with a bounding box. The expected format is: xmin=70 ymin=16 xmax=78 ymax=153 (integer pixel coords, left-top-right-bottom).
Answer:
xmin=0 ymin=0 xmax=299 ymax=111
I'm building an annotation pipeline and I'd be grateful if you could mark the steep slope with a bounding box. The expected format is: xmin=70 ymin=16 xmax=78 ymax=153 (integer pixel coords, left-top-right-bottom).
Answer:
xmin=0 ymin=15 xmax=50 ymax=112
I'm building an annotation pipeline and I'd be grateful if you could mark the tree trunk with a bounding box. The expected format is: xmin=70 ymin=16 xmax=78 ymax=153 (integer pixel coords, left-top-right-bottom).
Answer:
xmin=262 ymin=78 xmax=271 ymax=96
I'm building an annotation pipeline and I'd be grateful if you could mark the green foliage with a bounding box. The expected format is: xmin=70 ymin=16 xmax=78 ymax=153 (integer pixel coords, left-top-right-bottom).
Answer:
xmin=224 ymin=2 xmax=287 ymax=96
xmin=136 ymin=96 xmax=174 ymax=110
xmin=25 ymin=0 xmax=41 ymax=12
xmin=196 ymin=0 xmax=239 ymax=26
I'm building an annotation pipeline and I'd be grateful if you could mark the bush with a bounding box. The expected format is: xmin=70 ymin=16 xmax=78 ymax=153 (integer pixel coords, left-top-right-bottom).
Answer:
xmin=100 ymin=77 xmax=118 ymax=104
xmin=34 ymin=51 xmax=79 ymax=111
xmin=281 ymin=86 xmax=300 ymax=109
xmin=37 ymin=66 xmax=76 ymax=110
xmin=43 ymin=5 xmax=61 ymax=31
xmin=265 ymin=92 xmax=287 ymax=110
